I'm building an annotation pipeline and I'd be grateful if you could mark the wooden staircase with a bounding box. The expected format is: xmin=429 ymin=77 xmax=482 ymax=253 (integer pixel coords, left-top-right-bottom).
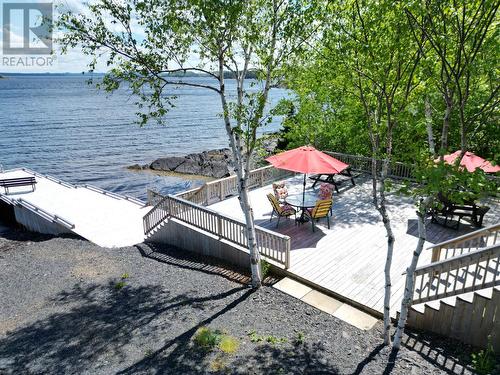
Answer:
xmin=406 ymin=224 xmax=500 ymax=349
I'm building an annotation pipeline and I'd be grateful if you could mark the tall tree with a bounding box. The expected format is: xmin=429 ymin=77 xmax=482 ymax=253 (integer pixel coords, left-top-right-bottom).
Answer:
xmin=406 ymin=0 xmax=500 ymax=156
xmin=393 ymin=0 xmax=499 ymax=351
xmin=324 ymin=0 xmax=424 ymax=345
xmin=57 ymin=0 xmax=317 ymax=288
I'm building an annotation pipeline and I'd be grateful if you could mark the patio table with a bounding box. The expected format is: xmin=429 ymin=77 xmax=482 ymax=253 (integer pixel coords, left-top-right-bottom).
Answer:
xmin=285 ymin=192 xmax=318 ymax=223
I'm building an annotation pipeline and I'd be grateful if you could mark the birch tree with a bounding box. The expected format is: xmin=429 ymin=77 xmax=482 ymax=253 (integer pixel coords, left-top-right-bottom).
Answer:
xmin=57 ymin=0 xmax=317 ymax=288
xmin=324 ymin=0 xmax=424 ymax=345
xmin=393 ymin=0 xmax=499 ymax=351
xmin=405 ymin=0 xmax=499 ymax=157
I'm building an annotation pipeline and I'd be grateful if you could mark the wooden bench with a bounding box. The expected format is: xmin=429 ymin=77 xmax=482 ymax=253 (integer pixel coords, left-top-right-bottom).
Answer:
xmin=0 ymin=177 xmax=37 ymax=194
xmin=309 ymin=168 xmax=357 ymax=193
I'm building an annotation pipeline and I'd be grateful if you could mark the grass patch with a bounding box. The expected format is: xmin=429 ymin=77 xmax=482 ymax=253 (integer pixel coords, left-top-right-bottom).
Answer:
xmin=193 ymin=326 xmax=240 ymax=356
xmin=114 ymin=281 xmax=126 ymax=290
xmin=247 ymin=330 xmax=287 ymax=345
xmin=219 ymin=336 xmax=240 ymax=354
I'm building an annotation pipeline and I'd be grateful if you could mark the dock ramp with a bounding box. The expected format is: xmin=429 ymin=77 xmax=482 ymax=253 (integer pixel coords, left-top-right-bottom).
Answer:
xmin=0 ymin=168 xmax=151 ymax=248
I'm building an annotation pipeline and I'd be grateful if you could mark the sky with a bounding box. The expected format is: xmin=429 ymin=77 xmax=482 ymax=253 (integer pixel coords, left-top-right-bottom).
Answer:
xmin=0 ymin=0 xmax=131 ymax=73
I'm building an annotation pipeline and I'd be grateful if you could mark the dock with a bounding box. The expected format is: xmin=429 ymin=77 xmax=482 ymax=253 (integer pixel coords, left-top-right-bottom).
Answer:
xmin=0 ymin=168 xmax=151 ymax=248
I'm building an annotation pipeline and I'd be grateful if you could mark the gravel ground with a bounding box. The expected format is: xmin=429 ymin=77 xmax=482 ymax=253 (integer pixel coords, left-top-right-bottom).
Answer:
xmin=0 ymin=228 xmax=480 ymax=375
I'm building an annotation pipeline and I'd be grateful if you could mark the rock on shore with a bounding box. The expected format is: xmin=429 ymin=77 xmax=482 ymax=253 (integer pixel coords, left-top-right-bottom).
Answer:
xmin=149 ymin=148 xmax=233 ymax=178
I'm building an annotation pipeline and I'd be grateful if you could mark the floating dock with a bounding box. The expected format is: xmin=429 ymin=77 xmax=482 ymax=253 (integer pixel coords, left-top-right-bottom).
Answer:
xmin=0 ymin=168 xmax=151 ymax=248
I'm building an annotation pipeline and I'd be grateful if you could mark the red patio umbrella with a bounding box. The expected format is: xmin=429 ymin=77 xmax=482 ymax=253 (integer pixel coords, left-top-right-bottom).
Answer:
xmin=266 ymin=145 xmax=349 ymax=174
xmin=440 ymin=150 xmax=500 ymax=173
xmin=266 ymin=146 xmax=349 ymax=220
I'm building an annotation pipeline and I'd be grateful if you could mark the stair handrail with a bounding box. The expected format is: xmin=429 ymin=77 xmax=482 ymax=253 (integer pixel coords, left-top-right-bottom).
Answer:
xmin=429 ymin=223 xmax=500 ymax=262
xmin=143 ymin=194 xmax=170 ymax=236
xmin=412 ymin=243 xmax=500 ymax=305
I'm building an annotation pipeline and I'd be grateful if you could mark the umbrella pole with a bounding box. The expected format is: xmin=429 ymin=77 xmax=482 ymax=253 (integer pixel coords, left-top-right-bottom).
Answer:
xmin=300 ymin=173 xmax=307 ymax=223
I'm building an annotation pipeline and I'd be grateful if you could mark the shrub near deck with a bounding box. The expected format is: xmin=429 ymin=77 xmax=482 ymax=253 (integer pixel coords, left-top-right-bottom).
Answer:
xmin=0 ymin=229 xmax=478 ymax=374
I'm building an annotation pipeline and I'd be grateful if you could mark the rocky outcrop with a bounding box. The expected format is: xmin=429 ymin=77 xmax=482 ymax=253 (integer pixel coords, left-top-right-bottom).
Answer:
xmin=149 ymin=149 xmax=233 ymax=178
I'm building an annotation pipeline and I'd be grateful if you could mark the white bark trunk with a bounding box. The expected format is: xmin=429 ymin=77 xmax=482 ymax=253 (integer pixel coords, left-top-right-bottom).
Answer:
xmin=393 ymin=199 xmax=430 ymax=350
xmin=217 ymin=53 xmax=262 ymax=288
xmin=378 ymin=159 xmax=395 ymax=346
xmin=425 ymin=96 xmax=435 ymax=156
xmin=239 ymin=166 xmax=262 ymax=288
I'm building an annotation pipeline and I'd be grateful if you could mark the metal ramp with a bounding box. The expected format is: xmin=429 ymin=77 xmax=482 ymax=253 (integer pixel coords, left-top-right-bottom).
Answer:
xmin=0 ymin=168 xmax=152 ymax=248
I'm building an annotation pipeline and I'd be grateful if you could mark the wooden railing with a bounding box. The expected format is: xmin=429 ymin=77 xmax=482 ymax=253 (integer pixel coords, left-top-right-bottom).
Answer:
xmin=143 ymin=193 xmax=291 ymax=268
xmin=412 ymin=243 xmax=500 ymax=304
xmin=326 ymin=152 xmax=415 ymax=180
xmin=430 ymin=223 xmax=500 ymax=263
xmin=173 ymin=165 xmax=294 ymax=206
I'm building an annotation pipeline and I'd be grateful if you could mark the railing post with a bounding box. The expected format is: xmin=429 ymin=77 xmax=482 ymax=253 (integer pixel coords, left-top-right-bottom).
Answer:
xmin=285 ymin=237 xmax=291 ymax=269
xmin=260 ymin=168 xmax=265 ymax=186
xmin=431 ymin=246 xmax=441 ymax=263
xmin=217 ymin=213 xmax=223 ymax=239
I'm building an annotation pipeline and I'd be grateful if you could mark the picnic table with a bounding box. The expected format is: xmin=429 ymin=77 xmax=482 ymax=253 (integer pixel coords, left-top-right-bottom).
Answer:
xmin=309 ymin=168 xmax=356 ymax=193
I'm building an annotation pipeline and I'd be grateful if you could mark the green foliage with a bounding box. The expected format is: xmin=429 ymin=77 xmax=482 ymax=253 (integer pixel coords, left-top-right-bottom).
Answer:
xmin=247 ymin=329 xmax=263 ymax=343
xmin=471 ymin=338 xmax=496 ymax=375
xmin=294 ymin=332 xmax=306 ymax=345
xmin=121 ymin=273 xmax=129 ymax=280
xmin=194 ymin=327 xmax=223 ymax=350
xmin=402 ymin=155 xmax=499 ymax=210
xmin=114 ymin=281 xmax=126 ymax=290
xmin=193 ymin=327 xmax=240 ymax=356
xmin=247 ymin=330 xmax=287 ymax=346
xmin=279 ymin=0 xmax=499 ymax=164
xmin=219 ymin=336 xmax=240 ymax=354
xmin=260 ymin=259 xmax=271 ymax=280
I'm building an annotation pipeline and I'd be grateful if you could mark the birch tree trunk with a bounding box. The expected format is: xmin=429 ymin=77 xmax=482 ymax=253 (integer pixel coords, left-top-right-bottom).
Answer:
xmin=392 ymin=198 xmax=430 ymax=350
xmin=217 ymin=54 xmax=262 ymax=288
xmin=425 ymin=96 xmax=435 ymax=156
xmin=440 ymin=89 xmax=453 ymax=154
xmin=378 ymin=158 xmax=395 ymax=345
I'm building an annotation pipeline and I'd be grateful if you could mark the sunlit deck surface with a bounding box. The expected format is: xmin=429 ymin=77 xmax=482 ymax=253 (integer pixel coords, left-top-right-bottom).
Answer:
xmin=209 ymin=175 xmax=500 ymax=316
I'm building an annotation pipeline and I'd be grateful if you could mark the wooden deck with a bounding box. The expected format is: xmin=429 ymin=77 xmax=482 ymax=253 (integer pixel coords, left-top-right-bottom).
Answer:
xmin=209 ymin=174 xmax=500 ymax=316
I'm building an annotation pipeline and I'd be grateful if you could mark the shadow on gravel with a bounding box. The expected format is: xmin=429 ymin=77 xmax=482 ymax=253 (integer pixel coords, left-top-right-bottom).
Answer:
xmin=136 ymin=242 xmax=253 ymax=284
xmin=230 ymin=342 xmax=340 ymax=374
xmin=395 ymin=330 xmax=475 ymax=375
xmin=0 ymin=280 xmax=250 ymax=374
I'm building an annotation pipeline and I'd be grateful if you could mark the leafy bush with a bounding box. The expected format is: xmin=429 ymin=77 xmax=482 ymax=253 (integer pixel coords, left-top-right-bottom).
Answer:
xmin=261 ymin=260 xmax=271 ymax=280
xmin=193 ymin=327 xmax=240 ymax=356
xmin=471 ymin=339 xmax=496 ymax=375
xmin=194 ymin=327 xmax=222 ymax=350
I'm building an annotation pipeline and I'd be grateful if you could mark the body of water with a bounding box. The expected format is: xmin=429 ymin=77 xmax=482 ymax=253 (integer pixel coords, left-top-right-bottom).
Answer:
xmin=0 ymin=75 xmax=287 ymax=200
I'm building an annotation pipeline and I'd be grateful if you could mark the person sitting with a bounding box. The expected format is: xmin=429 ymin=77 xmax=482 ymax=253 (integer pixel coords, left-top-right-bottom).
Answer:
xmin=272 ymin=181 xmax=288 ymax=201
xmin=318 ymin=183 xmax=334 ymax=215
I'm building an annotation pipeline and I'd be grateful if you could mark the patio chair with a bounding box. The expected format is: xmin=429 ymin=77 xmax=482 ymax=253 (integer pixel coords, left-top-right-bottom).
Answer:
xmin=305 ymin=199 xmax=333 ymax=232
xmin=267 ymin=193 xmax=296 ymax=227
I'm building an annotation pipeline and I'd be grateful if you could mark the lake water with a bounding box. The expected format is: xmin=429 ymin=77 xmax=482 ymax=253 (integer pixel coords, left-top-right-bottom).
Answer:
xmin=0 ymin=75 xmax=287 ymax=200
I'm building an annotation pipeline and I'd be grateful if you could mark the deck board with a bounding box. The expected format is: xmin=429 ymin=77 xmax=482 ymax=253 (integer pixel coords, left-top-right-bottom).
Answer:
xmin=209 ymin=174 xmax=499 ymax=316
